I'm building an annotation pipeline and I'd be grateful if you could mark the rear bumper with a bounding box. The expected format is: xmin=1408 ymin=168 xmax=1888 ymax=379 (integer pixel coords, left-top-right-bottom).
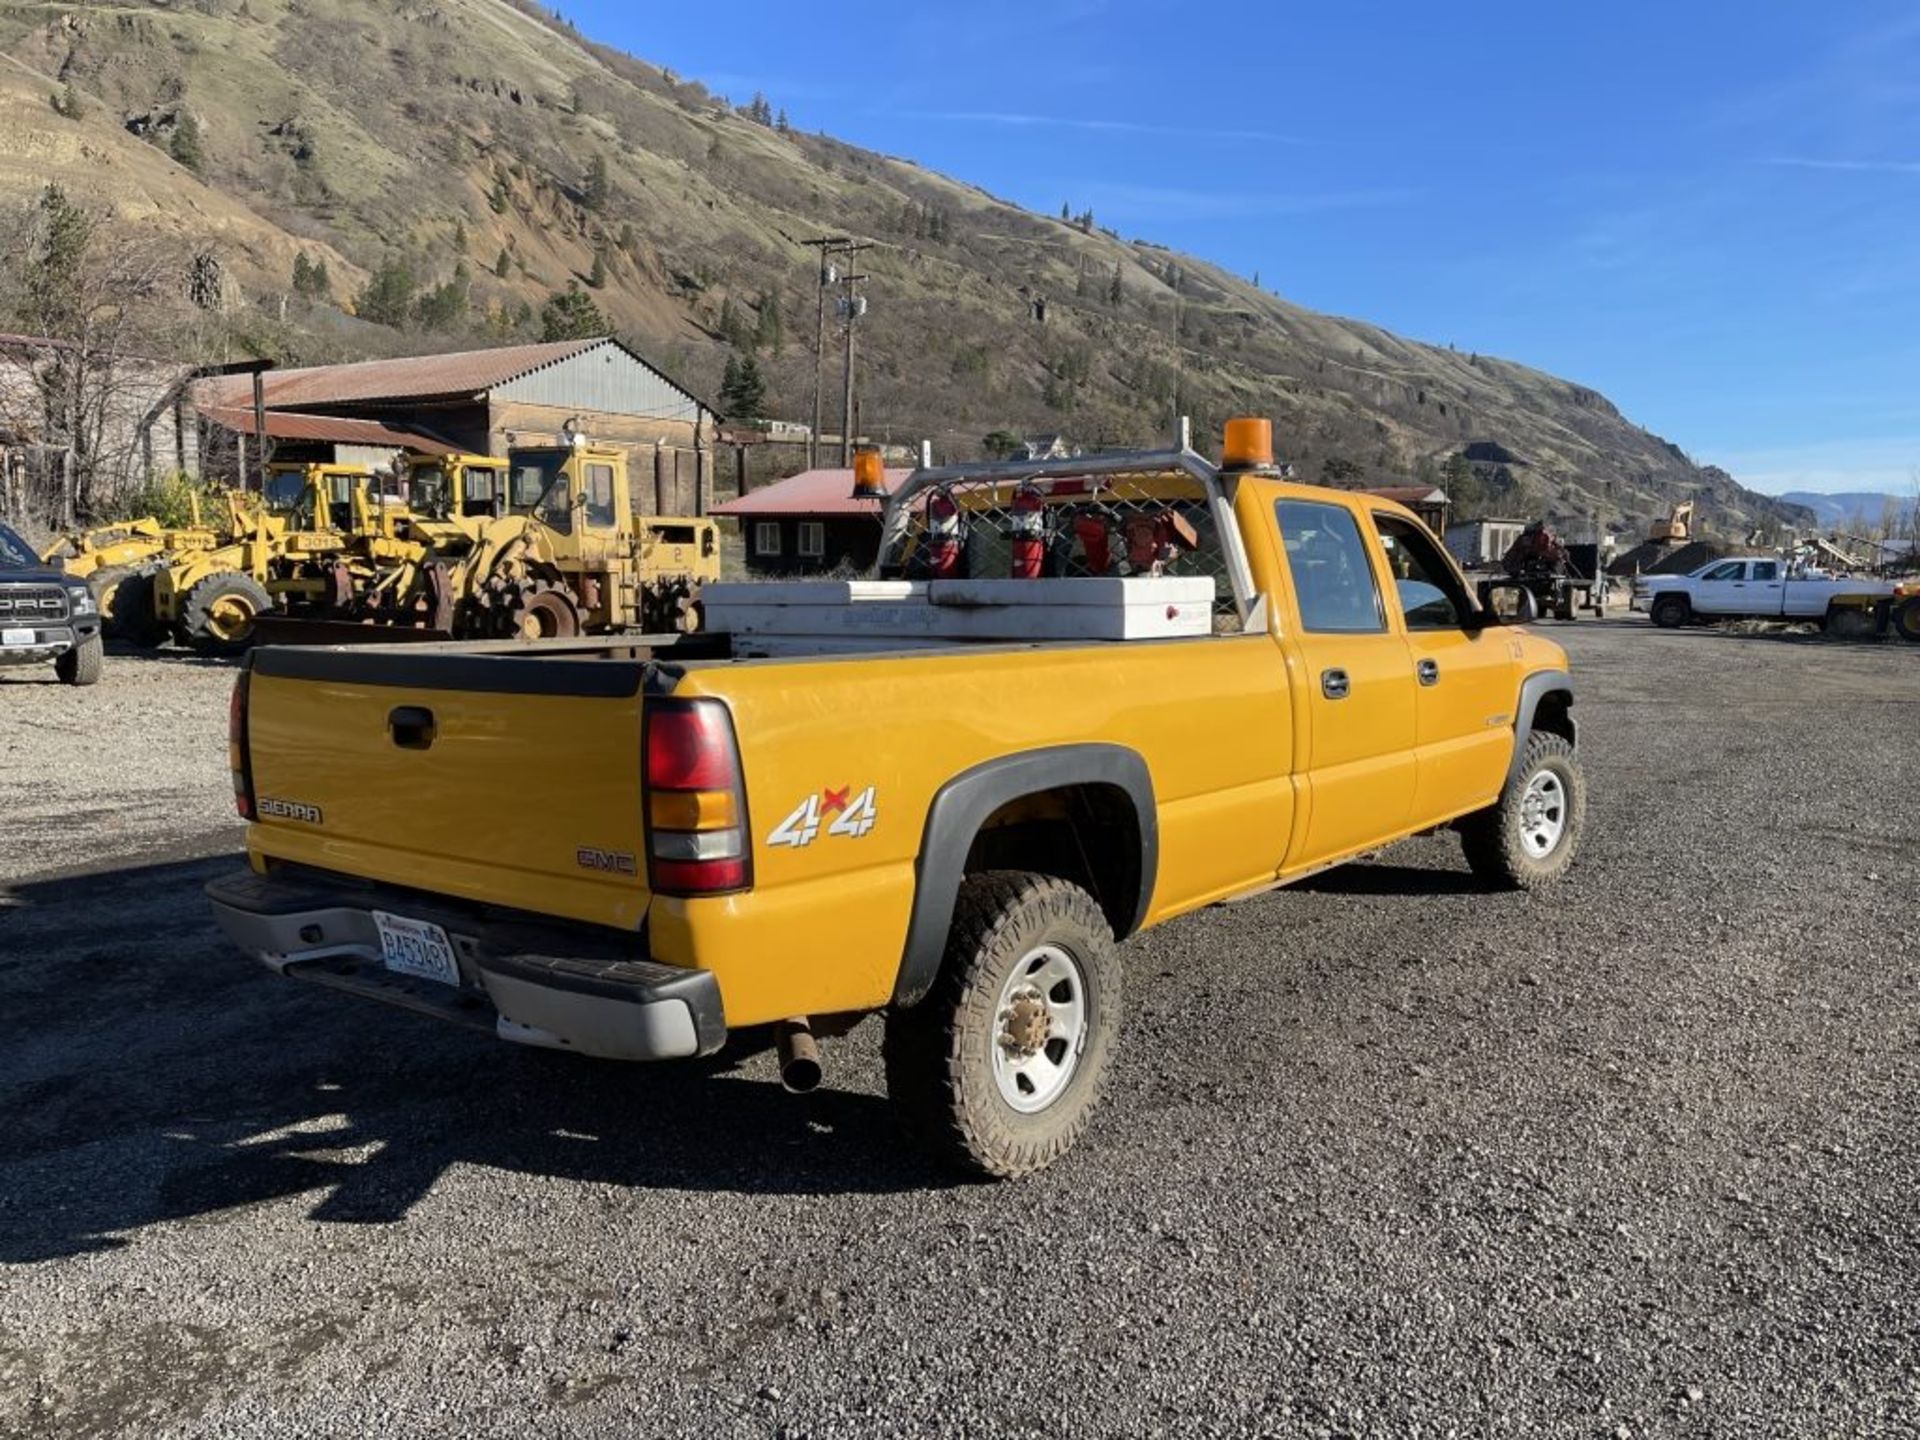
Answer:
xmin=206 ymin=868 xmax=726 ymax=1061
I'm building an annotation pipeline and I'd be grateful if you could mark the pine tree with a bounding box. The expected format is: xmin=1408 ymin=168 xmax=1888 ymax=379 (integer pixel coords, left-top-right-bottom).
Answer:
xmin=540 ymin=281 xmax=605 ymax=341
xmin=718 ymin=349 xmax=766 ymax=419
xmin=494 ymin=247 xmax=513 ymax=279
xmin=453 ymin=221 xmax=468 ymax=253
xmin=754 ymin=290 xmax=783 ymax=354
xmin=589 ymin=248 xmax=608 ymax=289
xmin=310 ymin=257 xmax=331 ymax=300
xmin=51 ymin=82 xmax=86 ymax=120
xmin=292 ymin=252 xmax=314 ymax=296
xmin=776 ymin=107 xmax=792 ymax=135
xmin=1108 ymin=262 xmax=1123 ymax=307
xmin=584 ymin=152 xmax=611 ymax=211
xmin=617 ymin=222 xmax=636 ymax=254
xmin=355 ymin=255 xmax=418 ymax=327
xmin=169 ymin=110 xmax=205 ymax=173
xmin=1061 ymin=201 xmax=1071 ymax=221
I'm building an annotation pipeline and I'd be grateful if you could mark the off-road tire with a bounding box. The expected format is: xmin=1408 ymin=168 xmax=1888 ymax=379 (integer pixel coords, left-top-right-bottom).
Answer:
xmin=182 ymin=572 xmax=271 ymax=655
xmin=883 ymin=872 xmax=1121 ymax=1180
xmin=104 ymin=565 xmax=168 ymax=647
xmin=55 ymin=632 xmax=103 ymax=686
xmin=1895 ymin=596 xmax=1920 ymax=644
xmin=1459 ymin=732 xmax=1584 ymax=891
xmin=1649 ymin=594 xmax=1689 ymax=629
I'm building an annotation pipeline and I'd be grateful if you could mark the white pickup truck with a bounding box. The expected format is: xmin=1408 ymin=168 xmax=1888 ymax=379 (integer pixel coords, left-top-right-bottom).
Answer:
xmin=1632 ymin=557 xmax=1901 ymax=634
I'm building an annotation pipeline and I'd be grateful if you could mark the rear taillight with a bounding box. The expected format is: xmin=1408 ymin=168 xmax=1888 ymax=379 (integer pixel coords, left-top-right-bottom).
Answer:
xmin=644 ymin=699 xmax=750 ymax=896
xmin=228 ymin=669 xmax=255 ymax=820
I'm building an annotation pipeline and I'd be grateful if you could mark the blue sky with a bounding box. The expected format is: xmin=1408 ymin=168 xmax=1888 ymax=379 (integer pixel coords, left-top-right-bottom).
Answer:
xmin=560 ymin=0 xmax=1920 ymax=496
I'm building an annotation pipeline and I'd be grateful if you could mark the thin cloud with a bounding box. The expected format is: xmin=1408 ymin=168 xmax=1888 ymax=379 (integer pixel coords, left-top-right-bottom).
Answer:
xmin=1765 ymin=156 xmax=1920 ymax=175
xmin=910 ymin=110 xmax=1309 ymax=145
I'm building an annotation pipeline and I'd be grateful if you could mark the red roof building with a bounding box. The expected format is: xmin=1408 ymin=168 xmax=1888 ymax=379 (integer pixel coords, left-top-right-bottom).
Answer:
xmin=713 ymin=467 xmax=911 ymax=574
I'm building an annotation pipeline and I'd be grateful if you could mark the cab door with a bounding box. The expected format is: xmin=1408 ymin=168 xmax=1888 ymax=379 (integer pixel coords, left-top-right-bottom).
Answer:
xmin=1271 ymin=497 xmax=1416 ymax=869
xmin=1373 ymin=512 xmax=1516 ymax=823
xmin=1690 ymin=560 xmax=1748 ymax=615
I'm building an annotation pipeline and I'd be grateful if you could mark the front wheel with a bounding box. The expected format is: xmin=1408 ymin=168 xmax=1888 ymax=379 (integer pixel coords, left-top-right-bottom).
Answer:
xmin=1649 ymin=594 xmax=1689 ymax=629
xmin=1895 ymin=596 xmax=1920 ymax=644
xmin=883 ymin=873 xmax=1120 ymax=1179
xmin=1458 ymin=732 xmax=1585 ymax=891
xmin=55 ymin=632 xmax=103 ymax=686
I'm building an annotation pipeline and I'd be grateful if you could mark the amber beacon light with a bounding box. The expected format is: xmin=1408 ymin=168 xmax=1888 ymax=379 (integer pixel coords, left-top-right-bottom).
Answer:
xmin=1221 ymin=417 xmax=1275 ymax=471
xmin=850 ymin=447 xmax=889 ymax=501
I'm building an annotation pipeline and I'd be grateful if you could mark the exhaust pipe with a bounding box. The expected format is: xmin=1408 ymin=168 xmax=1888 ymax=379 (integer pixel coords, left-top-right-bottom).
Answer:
xmin=776 ymin=1017 xmax=822 ymax=1094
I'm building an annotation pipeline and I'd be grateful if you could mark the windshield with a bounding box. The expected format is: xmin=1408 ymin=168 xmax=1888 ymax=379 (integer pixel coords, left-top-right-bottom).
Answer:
xmin=264 ymin=470 xmax=308 ymax=513
xmin=0 ymin=522 xmax=37 ymax=567
xmin=511 ymin=449 xmax=574 ymax=533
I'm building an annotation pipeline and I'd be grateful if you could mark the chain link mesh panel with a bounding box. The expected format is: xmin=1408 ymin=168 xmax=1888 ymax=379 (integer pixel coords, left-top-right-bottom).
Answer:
xmin=879 ymin=469 xmax=1241 ymax=627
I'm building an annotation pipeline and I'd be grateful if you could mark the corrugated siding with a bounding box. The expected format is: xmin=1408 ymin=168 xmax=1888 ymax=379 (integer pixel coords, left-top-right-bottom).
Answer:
xmin=494 ymin=345 xmax=702 ymax=423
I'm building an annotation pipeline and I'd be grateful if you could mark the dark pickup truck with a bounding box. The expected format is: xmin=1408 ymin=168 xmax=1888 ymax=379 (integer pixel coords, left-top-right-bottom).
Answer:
xmin=0 ymin=521 xmax=103 ymax=685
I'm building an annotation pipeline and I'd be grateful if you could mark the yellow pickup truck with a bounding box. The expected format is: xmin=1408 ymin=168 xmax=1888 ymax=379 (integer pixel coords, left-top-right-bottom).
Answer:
xmin=208 ymin=420 xmax=1581 ymax=1178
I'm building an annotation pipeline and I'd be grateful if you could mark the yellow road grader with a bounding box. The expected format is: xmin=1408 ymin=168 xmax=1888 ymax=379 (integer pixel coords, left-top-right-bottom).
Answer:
xmin=265 ymin=444 xmax=720 ymax=642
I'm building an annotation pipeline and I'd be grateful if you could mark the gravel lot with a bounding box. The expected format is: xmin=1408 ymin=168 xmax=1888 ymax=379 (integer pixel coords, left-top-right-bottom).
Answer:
xmin=2 ymin=621 xmax=1916 ymax=1438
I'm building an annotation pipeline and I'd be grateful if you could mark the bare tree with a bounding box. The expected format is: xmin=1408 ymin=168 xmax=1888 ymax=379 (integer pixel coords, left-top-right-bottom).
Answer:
xmin=0 ymin=185 xmax=195 ymax=527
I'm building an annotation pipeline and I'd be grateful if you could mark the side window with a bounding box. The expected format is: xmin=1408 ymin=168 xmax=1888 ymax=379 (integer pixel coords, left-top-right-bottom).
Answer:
xmin=798 ymin=521 xmax=825 ymax=559
xmin=585 ymin=463 xmax=616 ymax=528
xmin=755 ymin=521 xmax=782 ymax=556
xmin=1275 ymin=500 xmax=1385 ymax=634
xmin=462 ymin=468 xmax=500 ymax=517
xmin=1750 ymin=561 xmax=1778 ymax=582
xmin=1374 ymin=513 xmax=1471 ymax=630
xmin=1702 ymin=561 xmax=1744 ymax=582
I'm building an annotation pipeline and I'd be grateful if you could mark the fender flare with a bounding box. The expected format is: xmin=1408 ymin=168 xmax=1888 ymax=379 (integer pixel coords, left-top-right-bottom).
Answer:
xmin=892 ymin=744 xmax=1157 ymax=1008
xmin=1507 ymin=669 xmax=1575 ymax=788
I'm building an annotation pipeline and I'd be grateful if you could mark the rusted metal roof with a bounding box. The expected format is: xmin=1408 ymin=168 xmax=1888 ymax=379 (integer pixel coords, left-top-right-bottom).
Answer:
xmin=1362 ymin=484 xmax=1448 ymax=506
xmin=199 ymin=406 xmax=458 ymax=455
xmin=712 ymin=467 xmax=912 ymax=518
xmin=195 ymin=339 xmax=610 ymax=410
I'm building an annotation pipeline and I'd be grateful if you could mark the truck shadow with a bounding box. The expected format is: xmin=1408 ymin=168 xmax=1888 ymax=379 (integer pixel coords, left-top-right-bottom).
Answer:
xmin=1294 ymin=861 xmax=1486 ymax=897
xmin=1 ymin=854 xmax=948 ymax=1265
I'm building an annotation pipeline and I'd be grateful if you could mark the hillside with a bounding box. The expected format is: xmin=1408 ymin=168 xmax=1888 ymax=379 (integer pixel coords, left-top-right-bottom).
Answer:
xmin=0 ymin=0 xmax=1804 ymax=534
xmin=1777 ymin=491 xmax=1916 ymax=532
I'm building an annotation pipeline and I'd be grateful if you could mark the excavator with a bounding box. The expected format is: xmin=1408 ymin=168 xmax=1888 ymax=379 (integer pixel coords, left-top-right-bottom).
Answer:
xmin=1648 ymin=500 xmax=1694 ymax=545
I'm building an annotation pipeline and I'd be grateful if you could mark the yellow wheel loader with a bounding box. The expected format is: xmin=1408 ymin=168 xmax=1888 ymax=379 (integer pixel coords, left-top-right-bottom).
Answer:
xmin=39 ymin=492 xmax=255 ymax=644
xmin=256 ymin=445 xmax=720 ymax=643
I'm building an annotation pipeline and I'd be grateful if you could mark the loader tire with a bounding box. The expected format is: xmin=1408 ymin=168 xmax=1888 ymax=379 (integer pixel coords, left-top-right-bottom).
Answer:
xmin=1649 ymin=594 xmax=1689 ymax=629
xmin=182 ymin=572 xmax=271 ymax=655
xmin=1892 ymin=596 xmax=1920 ymax=644
xmin=55 ymin=632 xmax=103 ymax=686
xmin=1824 ymin=605 xmax=1874 ymax=641
xmin=104 ymin=566 xmax=168 ymax=647
xmin=1459 ymin=732 xmax=1584 ymax=892
xmin=883 ymin=872 xmax=1120 ymax=1180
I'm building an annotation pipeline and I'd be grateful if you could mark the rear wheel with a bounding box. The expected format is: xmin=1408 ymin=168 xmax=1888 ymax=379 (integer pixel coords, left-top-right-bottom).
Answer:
xmin=884 ymin=873 xmax=1120 ymax=1179
xmin=1895 ymin=596 xmax=1920 ymax=644
xmin=1649 ymin=594 xmax=1689 ymax=629
xmin=1824 ymin=605 xmax=1874 ymax=640
xmin=55 ymin=632 xmax=103 ymax=686
xmin=104 ymin=565 xmax=168 ymax=647
xmin=1459 ymin=732 xmax=1585 ymax=891
xmin=182 ymin=572 xmax=271 ymax=655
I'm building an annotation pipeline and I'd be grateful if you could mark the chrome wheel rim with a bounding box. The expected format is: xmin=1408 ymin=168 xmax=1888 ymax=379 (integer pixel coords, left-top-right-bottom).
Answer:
xmin=992 ymin=944 xmax=1087 ymax=1114
xmin=1518 ymin=769 xmax=1567 ymax=859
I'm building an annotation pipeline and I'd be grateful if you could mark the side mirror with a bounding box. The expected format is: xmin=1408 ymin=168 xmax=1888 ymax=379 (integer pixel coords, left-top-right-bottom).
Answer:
xmin=1475 ymin=579 xmax=1539 ymax=626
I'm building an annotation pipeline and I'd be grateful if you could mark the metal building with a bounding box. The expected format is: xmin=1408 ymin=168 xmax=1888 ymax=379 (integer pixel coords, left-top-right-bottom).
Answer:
xmin=195 ymin=337 xmax=719 ymax=514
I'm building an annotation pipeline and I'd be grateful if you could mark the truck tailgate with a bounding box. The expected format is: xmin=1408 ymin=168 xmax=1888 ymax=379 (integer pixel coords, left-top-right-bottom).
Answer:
xmin=243 ymin=648 xmax=652 ymax=930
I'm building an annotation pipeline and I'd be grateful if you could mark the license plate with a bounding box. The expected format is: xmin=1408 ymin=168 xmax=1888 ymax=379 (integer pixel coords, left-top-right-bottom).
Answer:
xmin=373 ymin=911 xmax=460 ymax=987
xmin=2 ymin=628 xmax=35 ymax=647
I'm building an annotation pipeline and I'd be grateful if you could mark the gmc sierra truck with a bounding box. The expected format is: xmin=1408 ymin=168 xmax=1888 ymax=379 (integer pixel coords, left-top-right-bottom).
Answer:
xmin=0 ymin=521 xmax=103 ymax=685
xmin=208 ymin=421 xmax=1582 ymax=1178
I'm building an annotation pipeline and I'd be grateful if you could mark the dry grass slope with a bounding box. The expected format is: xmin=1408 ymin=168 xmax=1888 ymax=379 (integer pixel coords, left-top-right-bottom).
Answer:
xmin=0 ymin=0 xmax=1799 ymax=532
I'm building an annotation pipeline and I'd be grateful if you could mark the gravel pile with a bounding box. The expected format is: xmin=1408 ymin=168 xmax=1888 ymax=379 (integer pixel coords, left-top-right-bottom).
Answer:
xmin=1 ymin=621 xmax=1915 ymax=1437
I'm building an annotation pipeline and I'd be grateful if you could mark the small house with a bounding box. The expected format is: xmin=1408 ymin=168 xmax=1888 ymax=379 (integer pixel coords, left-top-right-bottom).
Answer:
xmin=1445 ymin=517 xmax=1530 ymax=570
xmin=711 ymin=465 xmax=910 ymax=576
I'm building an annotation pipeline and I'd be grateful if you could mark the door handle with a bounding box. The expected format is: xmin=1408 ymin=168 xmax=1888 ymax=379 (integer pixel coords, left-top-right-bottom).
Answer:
xmin=1416 ymin=658 xmax=1440 ymax=686
xmin=1321 ymin=668 xmax=1350 ymax=700
xmin=388 ymin=705 xmax=436 ymax=750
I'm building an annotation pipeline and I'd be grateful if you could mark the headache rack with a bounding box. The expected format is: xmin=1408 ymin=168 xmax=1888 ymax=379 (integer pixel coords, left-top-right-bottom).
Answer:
xmin=874 ymin=420 xmax=1263 ymax=632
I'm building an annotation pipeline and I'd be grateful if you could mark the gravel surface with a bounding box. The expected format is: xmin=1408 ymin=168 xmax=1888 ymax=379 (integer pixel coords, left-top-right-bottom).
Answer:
xmin=2 ymin=621 xmax=1916 ymax=1438
xmin=0 ymin=647 xmax=240 ymax=877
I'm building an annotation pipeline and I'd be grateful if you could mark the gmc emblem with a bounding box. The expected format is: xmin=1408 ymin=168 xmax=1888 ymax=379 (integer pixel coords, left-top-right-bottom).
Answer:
xmin=576 ymin=847 xmax=638 ymax=876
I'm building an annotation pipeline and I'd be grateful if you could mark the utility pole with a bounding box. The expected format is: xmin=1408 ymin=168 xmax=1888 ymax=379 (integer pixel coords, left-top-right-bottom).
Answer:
xmin=839 ymin=267 xmax=870 ymax=467
xmin=800 ymin=236 xmax=854 ymax=468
